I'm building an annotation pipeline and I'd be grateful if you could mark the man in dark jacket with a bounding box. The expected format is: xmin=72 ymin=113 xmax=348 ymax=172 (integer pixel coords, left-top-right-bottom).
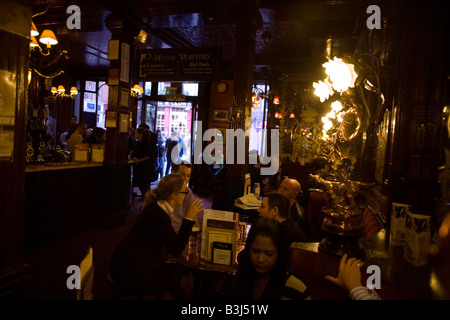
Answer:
xmin=278 ymin=178 xmax=309 ymax=237
xmin=257 ymin=192 xmax=309 ymax=250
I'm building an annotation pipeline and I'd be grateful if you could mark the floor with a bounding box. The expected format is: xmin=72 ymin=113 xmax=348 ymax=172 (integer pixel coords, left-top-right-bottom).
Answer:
xmin=21 ymin=184 xmax=213 ymax=300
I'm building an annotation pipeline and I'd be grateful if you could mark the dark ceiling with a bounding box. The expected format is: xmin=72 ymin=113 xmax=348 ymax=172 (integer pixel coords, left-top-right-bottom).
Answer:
xmin=30 ymin=0 xmax=370 ymax=80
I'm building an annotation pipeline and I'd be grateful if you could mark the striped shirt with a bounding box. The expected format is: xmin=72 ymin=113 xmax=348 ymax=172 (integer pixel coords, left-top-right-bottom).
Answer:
xmin=281 ymin=272 xmax=311 ymax=300
xmin=349 ymin=286 xmax=382 ymax=300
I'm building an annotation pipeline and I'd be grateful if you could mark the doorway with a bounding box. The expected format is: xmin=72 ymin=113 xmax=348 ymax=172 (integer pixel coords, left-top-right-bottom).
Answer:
xmin=142 ymin=100 xmax=194 ymax=173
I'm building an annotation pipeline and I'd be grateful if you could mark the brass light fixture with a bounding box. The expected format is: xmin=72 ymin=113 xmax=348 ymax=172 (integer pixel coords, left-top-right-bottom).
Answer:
xmin=131 ymin=84 xmax=144 ymax=98
xmin=39 ymin=29 xmax=58 ymax=49
xmin=29 ymin=7 xmax=68 ymax=79
xmin=51 ymin=85 xmax=78 ymax=99
xmin=310 ymin=54 xmax=385 ymax=258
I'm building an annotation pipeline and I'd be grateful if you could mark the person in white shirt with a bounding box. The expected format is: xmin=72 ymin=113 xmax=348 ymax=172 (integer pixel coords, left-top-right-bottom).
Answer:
xmin=67 ymin=121 xmax=87 ymax=157
xmin=171 ymin=162 xmax=204 ymax=233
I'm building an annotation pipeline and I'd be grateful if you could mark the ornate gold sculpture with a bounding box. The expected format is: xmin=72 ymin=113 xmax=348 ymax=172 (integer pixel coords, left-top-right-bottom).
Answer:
xmin=310 ymin=55 xmax=385 ymax=257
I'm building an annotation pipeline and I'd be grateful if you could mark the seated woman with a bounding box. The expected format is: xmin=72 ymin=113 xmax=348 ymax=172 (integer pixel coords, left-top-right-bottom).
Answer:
xmin=109 ymin=173 xmax=204 ymax=299
xmin=230 ymin=216 xmax=311 ymax=300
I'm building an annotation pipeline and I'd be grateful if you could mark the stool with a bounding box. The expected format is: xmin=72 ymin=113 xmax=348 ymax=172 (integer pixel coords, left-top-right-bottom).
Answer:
xmin=106 ymin=272 xmax=159 ymax=300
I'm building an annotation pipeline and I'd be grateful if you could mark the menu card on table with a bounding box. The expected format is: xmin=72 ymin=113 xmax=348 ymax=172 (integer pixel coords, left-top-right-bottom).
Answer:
xmin=201 ymin=209 xmax=238 ymax=262
xmin=74 ymin=144 xmax=89 ymax=162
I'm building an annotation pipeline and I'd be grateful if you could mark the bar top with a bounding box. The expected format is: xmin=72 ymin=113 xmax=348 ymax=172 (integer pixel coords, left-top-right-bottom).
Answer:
xmin=25 ymin=162 xmax=103 ymax=173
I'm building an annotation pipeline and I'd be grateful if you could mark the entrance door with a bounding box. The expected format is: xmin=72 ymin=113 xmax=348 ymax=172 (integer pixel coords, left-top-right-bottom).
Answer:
xmin=155 ymin=101 xmax=193 ymax=168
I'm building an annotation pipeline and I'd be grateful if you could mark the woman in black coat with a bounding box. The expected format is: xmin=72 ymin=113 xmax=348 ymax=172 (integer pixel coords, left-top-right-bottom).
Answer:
xmin=109 ymin=173 xmax=204 ymax=298
xmin=131 ymin=127 xmax=153 ymax=196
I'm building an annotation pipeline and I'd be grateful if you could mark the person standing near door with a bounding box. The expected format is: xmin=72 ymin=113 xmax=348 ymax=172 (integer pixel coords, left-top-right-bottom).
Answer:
xmin=156 ymin=129 xmax=166 ymax=179
xmin=165 ymin=130 xmax=180 ymax=175
xmin=131 ymin=127 xmax=153 ymax=197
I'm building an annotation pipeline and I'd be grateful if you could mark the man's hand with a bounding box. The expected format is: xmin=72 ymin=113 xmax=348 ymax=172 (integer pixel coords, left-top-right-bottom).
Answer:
xmin=324 ymin=253 xmax=364 ymax=292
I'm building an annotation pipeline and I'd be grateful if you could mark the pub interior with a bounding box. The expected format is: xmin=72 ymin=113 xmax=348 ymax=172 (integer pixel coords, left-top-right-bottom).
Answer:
xmin=1 ymin=0 xmax=450 ymax=303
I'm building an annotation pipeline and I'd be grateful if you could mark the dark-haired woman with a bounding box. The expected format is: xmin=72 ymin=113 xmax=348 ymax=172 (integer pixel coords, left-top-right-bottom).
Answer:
xmin=230 ymin=216 xmax=311 ymax=300
xmin=109 ymin=174 xmax=204 ymax=298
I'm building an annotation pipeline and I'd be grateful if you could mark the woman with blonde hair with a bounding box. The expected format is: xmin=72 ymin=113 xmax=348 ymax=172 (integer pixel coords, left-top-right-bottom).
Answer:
xmin=109 ymin=173 xmax=204 ymax=299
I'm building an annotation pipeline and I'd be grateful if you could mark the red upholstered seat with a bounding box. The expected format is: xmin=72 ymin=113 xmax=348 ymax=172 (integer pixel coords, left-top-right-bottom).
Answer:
xmin=288 ymin=245 xmax=415 ymax=300
xmin=362 ymin=206 xmax=386 ymax=239
xmin=288 ymin=246 xmax=349 ymax=300
xmin=307 ymin=190 xmax=328 ymax=241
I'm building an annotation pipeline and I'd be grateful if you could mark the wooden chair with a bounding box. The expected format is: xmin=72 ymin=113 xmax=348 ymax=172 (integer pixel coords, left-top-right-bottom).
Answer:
xmin=76 ymin=246 xmax=95 ymax=300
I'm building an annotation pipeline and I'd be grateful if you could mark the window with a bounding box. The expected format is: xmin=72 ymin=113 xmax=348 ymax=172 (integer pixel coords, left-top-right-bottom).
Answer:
xmin=249 ymin=83 xmax=269 ymax=157
xmin=144 ymin=82 xmax=152 ymax=96
xmin=83 ymin=81 xmax=97 ymax=113
xmin=97 ymin=81 xmax=108 ymax=128
xmin=82 ymin=80 xmax=109 ymax=128
xmin=158 ymin=82 xmax=172 ymax=95
xmin=182 ymin=82 xmax=198 ymax=96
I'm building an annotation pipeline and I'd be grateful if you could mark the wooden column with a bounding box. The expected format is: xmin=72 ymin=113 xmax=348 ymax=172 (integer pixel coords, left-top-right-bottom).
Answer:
xmin=225 ymin=2 xmax=262 ymax=206
xmin=104 ymin=14 xmax=140 ymax=166
xmin=99 ymin=14 xmax=140 ymax=223
xmin=390 ymin=1 xmax=448 ymax=214
xmin=0 ymin=0 xmax=31 ymax=298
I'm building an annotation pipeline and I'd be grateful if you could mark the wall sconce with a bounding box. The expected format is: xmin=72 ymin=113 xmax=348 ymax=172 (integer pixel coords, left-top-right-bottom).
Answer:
xmin=31 ymin=21 xmax=39 ymax=37
xmin=131 ymin=84 xmax=144 ymax=98
xmin=39 ymin=29 xmax=58 ymax=49
xmin=29 ymin=7 xmax=68 ymax=79
xmin=273 ymin=95 xmax=280 ymax=105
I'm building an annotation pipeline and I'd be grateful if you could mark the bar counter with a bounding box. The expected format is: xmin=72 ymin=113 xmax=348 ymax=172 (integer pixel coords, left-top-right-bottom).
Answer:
xmin=24 ymin=162 xmax=131 ymax=251
xmin=25 ymin=162 xmax=103 ymax=173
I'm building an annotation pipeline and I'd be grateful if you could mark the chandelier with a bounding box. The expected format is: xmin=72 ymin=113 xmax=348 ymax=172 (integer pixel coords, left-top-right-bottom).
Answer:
xmin=51 ymin=85 xmax=78 ymax=99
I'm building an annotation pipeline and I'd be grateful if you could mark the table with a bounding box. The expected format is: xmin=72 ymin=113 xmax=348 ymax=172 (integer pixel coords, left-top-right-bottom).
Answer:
xmin=166 ymin=233 xmax=245 ymax=299
xmin=166 ymin=234 xmax=245 ymax=275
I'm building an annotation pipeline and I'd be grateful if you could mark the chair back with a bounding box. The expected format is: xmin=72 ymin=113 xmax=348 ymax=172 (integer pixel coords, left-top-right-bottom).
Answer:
xmin=77 ymin=246 xmax=94 ymax=300
xmin=362 ymin=206 xmax=386 ymax=239
xmin=288 ymin=244 xmax=349 ymax=300
xmin=307 ymin=189 xmax=328 ymax=241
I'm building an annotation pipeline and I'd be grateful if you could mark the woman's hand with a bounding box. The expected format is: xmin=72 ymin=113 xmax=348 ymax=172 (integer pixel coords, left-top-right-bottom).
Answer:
xmin=186 ymin=198 xmax=204 ymax=222
xmin=324 ymin=253 xmax=364 ymax=292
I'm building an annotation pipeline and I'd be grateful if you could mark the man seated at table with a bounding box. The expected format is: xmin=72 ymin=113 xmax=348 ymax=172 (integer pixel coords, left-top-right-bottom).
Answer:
xmin=67 ymin=121 xmax=87 ymax=157
xmin=172 ymin=162 xmax=203 ymax=233
xmin=278 ymin=178 xmax=309 ymax=237
xmin=257 ymin=192 xmax=309 ymax=250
